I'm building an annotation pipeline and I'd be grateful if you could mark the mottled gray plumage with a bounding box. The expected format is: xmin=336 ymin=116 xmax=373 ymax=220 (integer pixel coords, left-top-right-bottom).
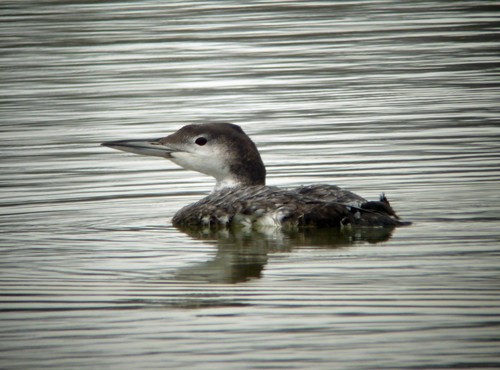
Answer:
xmin=172 ymin=185 xmax=406 ymax=229
xmin=102 ymin=122 xmax=410 ymax=229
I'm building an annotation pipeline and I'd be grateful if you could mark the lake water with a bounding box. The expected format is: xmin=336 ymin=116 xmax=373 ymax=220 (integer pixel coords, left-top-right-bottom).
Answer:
xmin=1 ymin=1 xmax=499 ymax=369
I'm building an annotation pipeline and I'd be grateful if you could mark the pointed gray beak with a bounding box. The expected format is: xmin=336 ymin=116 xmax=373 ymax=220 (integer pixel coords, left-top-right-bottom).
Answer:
xmin=101 ymin=138 xmax=176 ymax=158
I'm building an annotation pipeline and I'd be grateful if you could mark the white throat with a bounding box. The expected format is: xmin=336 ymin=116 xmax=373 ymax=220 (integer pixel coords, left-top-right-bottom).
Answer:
xmin=214 ymin=177 xmax=241 ymax=191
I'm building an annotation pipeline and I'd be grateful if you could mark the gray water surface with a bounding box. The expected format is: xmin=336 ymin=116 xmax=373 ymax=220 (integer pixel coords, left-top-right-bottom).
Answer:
xmin=1 ymin=1 xmax=500 ymax=369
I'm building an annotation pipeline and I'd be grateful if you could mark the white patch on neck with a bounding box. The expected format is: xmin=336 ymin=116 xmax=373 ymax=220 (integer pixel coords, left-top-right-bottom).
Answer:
xmin=214 ymin=177 xmax=242 ymax=191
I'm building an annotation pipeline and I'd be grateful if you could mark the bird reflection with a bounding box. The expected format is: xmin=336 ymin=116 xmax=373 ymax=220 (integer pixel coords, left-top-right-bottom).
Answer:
xmin=173 ymin=225 xmax=395 ymax=284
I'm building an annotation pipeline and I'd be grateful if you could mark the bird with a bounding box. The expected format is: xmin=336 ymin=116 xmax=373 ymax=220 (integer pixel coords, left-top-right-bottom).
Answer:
xmin=102 ymin=122 xmax=410 ymax=229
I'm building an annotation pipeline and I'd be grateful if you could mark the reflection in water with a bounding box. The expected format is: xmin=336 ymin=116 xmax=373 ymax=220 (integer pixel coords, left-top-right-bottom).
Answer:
xmin=175 ymin=225 xmax=395 ymax=283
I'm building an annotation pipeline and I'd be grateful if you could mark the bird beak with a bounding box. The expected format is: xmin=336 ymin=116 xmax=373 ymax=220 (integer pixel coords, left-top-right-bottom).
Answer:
xmin=101 ymin=138 xmax=176 ymax=158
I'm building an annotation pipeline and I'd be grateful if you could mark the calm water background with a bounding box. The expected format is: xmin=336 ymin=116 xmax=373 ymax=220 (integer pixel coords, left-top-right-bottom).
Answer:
xmin=1 ymin=1 xmax=499 ymax=369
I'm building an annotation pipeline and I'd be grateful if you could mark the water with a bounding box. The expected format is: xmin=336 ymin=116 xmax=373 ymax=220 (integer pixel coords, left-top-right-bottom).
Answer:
xmin=1 ymin=1 xmax=500 ymax=369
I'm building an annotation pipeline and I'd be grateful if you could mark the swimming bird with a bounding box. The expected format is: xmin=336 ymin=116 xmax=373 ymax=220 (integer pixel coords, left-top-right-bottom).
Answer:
xmin=102 ymin=123 xmax=410 ymax=229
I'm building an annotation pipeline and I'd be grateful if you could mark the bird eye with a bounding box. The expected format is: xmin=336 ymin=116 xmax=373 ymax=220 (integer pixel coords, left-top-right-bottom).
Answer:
xmin=195 ymin=137 xmax=207 ymax=146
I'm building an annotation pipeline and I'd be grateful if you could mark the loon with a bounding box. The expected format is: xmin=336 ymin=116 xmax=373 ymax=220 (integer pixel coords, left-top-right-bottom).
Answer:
xmin=102 ymin=122 xmax=410 ymax=229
